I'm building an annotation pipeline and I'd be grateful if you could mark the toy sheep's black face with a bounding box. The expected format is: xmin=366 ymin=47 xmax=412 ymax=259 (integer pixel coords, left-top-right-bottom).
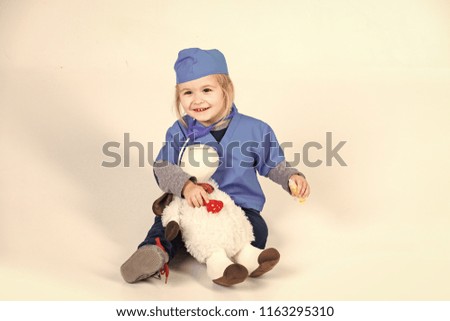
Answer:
xmin=180 ymin=144 xmax=219 ymax=182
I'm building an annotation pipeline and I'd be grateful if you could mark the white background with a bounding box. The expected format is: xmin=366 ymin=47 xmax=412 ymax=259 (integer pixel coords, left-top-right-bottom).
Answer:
xmin=1 ymin=0 xmax=449 ymax=300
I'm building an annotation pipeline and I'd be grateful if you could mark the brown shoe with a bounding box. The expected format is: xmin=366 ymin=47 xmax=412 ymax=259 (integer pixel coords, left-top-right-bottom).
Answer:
xmin=120 ymin=245 xmax=168 ymax=283
xmin=213 ymin=263 xmax=248 ymax=287
xmin=249 ymin=248 xmax=280 ymax=277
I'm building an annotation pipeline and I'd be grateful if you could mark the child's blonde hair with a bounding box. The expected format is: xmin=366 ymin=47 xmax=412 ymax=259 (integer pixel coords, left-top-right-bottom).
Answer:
xmin=174 ymin=74 xmax=235 ymax=128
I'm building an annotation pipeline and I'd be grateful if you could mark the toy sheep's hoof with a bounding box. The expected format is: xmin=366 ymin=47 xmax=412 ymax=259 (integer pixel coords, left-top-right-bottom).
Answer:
xmin=165 ymin=221 xmax=180 ymax=241
xmin=213 ymin=263 xmax=248 ymax=287
xmin=250 ymin=248 xmax=280 ymax=278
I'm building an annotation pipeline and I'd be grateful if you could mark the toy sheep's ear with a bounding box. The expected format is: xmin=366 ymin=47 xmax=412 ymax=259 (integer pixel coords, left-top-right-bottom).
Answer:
xmin=152 ymin=192 xmax=174 ymax=216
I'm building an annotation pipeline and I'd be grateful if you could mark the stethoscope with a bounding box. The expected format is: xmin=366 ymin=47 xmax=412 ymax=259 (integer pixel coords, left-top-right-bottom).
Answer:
xmin=177 ymin=105 xmax=236 ymax=165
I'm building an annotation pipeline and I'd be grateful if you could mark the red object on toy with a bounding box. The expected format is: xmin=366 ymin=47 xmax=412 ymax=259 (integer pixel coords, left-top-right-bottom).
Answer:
xmin=203 ymin=199 xmax=224 ymax=214
xmin=197 ymin=183 xmax=223 ymax=213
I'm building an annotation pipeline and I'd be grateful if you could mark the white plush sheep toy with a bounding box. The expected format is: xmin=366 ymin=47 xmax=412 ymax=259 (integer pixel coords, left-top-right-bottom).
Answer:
xmin=154 ymin=144 xmax=280 ymax=286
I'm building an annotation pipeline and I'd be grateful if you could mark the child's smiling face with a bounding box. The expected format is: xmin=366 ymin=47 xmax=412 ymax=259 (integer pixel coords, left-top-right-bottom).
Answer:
xmin=178 ymin=75 xmax=226 ymax=127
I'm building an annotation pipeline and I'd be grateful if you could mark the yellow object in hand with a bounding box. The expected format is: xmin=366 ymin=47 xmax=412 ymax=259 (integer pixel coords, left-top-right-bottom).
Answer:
xmin=289 ymin=179 xmax=306 ymax=204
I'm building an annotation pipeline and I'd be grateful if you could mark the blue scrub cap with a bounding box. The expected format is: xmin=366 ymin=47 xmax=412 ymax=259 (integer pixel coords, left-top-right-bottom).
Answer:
xmin=174 ymin=48 xmax=229 ymax=84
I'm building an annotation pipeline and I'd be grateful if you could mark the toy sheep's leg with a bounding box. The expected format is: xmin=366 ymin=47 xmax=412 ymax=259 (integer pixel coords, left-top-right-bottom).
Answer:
xmin=206 ymin=249 xmax=248 ymax=286
xmin=234 ymin=244 xmax=280 ymax=278
xmin=161 ymin=198 xmax=182 ymax=241
xmin=164 ymin=221 xmax=180 ymax=241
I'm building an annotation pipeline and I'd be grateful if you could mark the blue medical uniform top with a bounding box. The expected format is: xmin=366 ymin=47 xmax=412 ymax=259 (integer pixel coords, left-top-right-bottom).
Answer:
xmin=155 ymin=108 xmax=285 ymax=211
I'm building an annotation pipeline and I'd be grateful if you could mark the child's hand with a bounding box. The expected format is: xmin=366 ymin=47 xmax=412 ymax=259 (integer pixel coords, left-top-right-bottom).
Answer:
xmin=182 ymin=181 xmax=210 ymax=208
xmin=288 ymin=174 xmax=310 ymax=203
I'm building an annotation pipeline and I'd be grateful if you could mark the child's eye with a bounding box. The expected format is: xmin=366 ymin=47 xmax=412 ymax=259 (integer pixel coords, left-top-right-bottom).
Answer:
xmin=203 ymin=88 xmax=212 ymax=93
xmin=183 ymin=91 xmax=192 ymax=95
